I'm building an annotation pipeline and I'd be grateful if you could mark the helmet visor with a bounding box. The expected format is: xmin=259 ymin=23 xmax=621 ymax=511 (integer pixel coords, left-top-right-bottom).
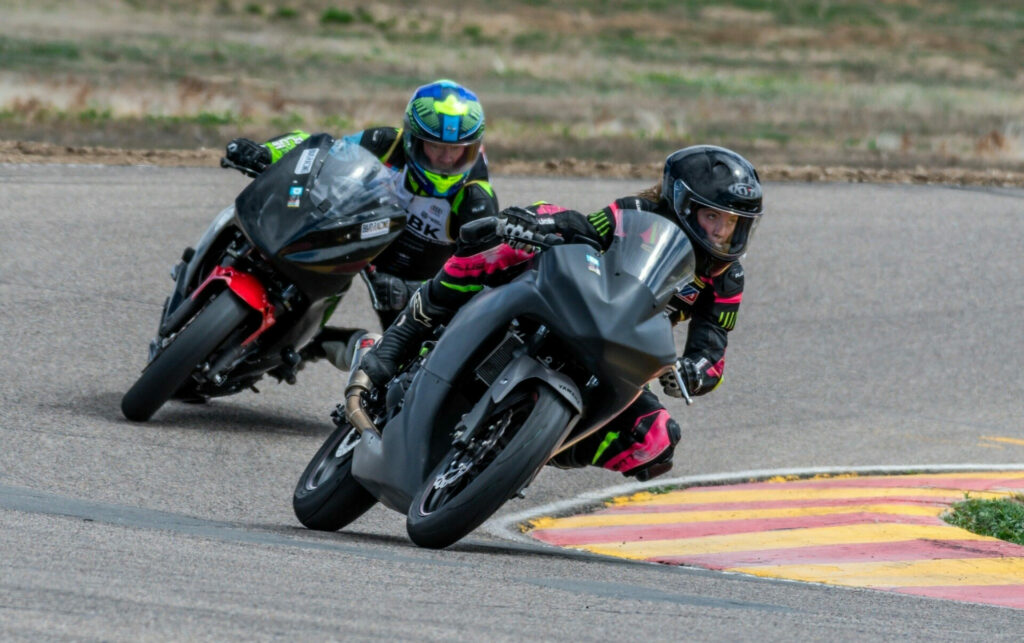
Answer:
xmin=407 ymin=136 xmax=481 ymax=177
xmin=673 ymin=179 xmax=761 ymax=260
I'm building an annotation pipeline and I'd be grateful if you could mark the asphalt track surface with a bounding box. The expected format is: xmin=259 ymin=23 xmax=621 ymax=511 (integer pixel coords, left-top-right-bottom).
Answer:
xmin=2 ymin=163 xmax=1024 ymax=640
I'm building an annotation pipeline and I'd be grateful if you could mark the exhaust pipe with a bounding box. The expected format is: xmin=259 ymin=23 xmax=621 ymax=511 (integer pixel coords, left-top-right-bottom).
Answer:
xmin=344 ymin=370 xmax=381 ymax=438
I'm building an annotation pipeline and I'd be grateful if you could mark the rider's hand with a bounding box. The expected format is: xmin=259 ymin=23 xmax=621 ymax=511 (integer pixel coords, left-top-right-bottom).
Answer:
xmin=364 ymin=268 xmax=417 ymax=312
xmin=498 ymin=206 xmax=544 ymax=251
xmin=659 ymin=357 xmax=703 ymax=398
xmin=547 ymin=210 xmax=602 ymax=247
xmin=225 ymin=138 xmax=271 ymax=173
xmin=498 ymin=206 xmax=569 ymax=251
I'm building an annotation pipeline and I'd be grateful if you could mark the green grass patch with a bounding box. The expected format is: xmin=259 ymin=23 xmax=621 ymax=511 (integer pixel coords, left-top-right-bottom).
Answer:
xmin=272 ymin=6 xmax=299 ymax=20
xmin=321 ymin=7 xmax=354 ymax=25
xmin=943 ymin=494 xmax=1024 ymax=546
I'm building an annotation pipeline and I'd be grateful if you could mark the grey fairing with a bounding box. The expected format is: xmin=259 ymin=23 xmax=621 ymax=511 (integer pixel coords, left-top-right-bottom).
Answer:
xmin=351 ymin=354 xmax=581 ymax=515
xmin=352 ymin=244 xmax=677 ymax=512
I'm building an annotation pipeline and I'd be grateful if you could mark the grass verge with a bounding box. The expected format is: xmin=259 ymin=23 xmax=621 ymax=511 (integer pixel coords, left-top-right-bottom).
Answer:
xmin=943 ymin=494 xmax=1024 ymax=546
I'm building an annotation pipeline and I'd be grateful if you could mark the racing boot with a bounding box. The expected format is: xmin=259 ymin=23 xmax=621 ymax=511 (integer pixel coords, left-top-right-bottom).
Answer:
xmin=326 ymin=329 xmax=381 ymax=372
xmin=299 ymin=327 xmax=362 ymax=367
xmin=358 ymin=285 xmax=454 ymax=389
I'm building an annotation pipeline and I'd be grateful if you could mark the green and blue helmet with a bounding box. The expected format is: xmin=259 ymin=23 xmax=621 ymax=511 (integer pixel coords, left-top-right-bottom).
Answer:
xmin=402 ymin=79 xmax=485 ymax=197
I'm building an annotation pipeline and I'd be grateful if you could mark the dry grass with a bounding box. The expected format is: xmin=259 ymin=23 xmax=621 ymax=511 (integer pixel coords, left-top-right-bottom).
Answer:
xmin=1 ymin=0 xmax=1023 ymax=172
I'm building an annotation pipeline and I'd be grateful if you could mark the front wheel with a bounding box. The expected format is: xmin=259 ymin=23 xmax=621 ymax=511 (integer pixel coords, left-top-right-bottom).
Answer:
xmin=293 ymin=423 xmax=377 ymax=531
xmin=406 ymin=384 xmax=572 ymax=549
xmin=121 ymin=291 xmax=252 ymax=422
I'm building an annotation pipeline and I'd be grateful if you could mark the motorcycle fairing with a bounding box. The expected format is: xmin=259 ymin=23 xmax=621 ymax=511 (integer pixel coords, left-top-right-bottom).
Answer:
xmin=233 ymin=134 xmax=408 ymax=300
xmin=351 ymin=243 xmax=679 ymax=513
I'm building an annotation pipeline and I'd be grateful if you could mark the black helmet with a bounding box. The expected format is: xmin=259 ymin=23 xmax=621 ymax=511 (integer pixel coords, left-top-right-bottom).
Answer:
xmin=661 ymin=145 xmax=763 ymax=277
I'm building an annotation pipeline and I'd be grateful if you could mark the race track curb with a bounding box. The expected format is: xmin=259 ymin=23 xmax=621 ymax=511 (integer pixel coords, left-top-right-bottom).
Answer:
xmin=485 ymin=464 xmax=1024 ymax=610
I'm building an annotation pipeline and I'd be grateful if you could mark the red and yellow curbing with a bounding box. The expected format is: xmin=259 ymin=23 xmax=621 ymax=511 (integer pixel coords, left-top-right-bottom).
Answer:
xmin=524 ymin=471 xmax=1024 ymax=609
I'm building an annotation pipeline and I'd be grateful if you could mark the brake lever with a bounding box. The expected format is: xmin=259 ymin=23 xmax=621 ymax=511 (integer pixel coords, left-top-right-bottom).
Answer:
xmin=219 ymin=156 xmax=261 ymax=178
xmin=670 ymin=362 xmax=694 ymax=406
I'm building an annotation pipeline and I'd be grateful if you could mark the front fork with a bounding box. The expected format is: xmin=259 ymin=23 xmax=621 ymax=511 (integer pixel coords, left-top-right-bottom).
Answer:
xmin=151 ymin=246 xmax=297 ymax=386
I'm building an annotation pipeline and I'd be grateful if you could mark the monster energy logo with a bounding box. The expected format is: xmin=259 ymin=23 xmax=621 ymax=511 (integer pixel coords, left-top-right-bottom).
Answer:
xmin=718 ymin=311 xmax=737 ymax=330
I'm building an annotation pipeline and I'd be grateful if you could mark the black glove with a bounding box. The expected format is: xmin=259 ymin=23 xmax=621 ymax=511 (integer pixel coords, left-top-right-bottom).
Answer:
xmin=363 ymin=269 xmax=419 ymax=312
xmin=225 ymin=138 xmax=271 ymax=173
xmin=659 ymin=357 xmax=704 ymax=398
xmin=545 ymin=210 xmax=602 ymax=247
xmin=498 ymin=206 xmax=564 ymax=251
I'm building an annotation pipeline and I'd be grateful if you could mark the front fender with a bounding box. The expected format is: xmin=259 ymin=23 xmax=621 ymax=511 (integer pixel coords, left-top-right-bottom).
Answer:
xmin=453 ymin=354 xmax=582 ymax=452
xmin=192 ymin=266 xmax=276 ymax=346
xmin=488 ymin=355 xmax=582 ymax=413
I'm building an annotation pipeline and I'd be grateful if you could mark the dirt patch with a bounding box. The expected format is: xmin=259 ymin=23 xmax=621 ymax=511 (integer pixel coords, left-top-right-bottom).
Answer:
xmin=3 ymin=139 xmax=1023 ymax=188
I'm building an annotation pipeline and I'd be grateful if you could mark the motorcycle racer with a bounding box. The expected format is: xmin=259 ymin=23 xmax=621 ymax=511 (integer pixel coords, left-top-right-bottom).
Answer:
xmin=223 ymin=79 xmax=498 ymax=370
xmin=356 ymin=145 xmax=764 ymax=481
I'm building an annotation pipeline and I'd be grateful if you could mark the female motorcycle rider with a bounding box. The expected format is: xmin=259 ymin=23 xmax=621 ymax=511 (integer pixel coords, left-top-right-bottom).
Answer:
xmin=222 ymin=79 xmax=498 ymax=371
xmin=354 ymin=145 xmax=764 ymax=481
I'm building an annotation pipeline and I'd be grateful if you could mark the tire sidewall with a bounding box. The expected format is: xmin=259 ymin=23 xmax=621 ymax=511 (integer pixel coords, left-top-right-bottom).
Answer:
xmin=121 ymin=292 xmax=251 ymax=421
xmin=293 ymin=424 xmax=377 ymax=531
xmin=406 ymin=385 xmax=571 ymax=548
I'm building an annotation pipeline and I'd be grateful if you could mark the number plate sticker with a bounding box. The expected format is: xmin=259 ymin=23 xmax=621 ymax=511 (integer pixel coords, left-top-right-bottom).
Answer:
xmin=361 ymin=219 xmax=390 ymax=239
xmin=294 ymin=148 xmax=319 ymax=175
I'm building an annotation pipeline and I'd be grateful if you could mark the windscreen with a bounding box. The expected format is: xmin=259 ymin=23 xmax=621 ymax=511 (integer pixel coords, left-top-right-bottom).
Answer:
xmin=308 ymin=139 xmax=399 ymax=220
xmin=608 ymin=209 xmax=695 ymax=306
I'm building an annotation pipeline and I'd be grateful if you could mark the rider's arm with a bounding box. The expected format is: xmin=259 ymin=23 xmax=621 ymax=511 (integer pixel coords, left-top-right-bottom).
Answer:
xmin=583 ymin=196 xmax=669 ymax=250
xmin=447 ymin=154 xmax=500 ymax=242
xmin=674 ymin=262 xmax=744 ymax=395
xmin=225 ymin=131 xmax=309 ymax=174
xmin=452 ymin=179 xmax=499 ymax=223
xmin=346 ymin=127 xmax=403 ymax=164
xmin=260 ymin=130 xmax=313 ymax=164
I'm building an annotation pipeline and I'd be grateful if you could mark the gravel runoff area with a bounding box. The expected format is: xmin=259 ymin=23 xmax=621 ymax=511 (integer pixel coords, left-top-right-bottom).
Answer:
xmin=3 ymin=139 xmax=1024 ymax=188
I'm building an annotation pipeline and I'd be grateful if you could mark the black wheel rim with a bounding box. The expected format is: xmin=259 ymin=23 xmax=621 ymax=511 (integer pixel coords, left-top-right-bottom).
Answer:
xmin=305 ymin=426 xmax=361 ymax=492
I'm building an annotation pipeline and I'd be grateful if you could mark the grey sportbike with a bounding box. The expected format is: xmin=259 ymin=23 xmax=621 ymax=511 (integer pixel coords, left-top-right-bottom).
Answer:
xmin=293 ymin=209 xmax=696 ymax=549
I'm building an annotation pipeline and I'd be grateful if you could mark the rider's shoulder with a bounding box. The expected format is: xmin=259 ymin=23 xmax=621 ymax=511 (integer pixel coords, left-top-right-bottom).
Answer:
xmin=715 ymin=261 xmax=745 ymax=296
xmin=353 ymin=127 xmax=402 ymax=161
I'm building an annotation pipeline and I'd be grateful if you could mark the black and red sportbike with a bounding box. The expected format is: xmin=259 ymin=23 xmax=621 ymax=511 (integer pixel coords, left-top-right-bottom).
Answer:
xmin=121 ymin=134 xmax=406 ymax=422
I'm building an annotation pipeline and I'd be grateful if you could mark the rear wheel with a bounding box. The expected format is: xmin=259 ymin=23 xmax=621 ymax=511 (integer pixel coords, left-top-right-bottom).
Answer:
xmin=121 ymin=292 xmax=252 ymax=422
xmin=406 ymin=384 xmax=572 ymax=549
xmin=293 ymin=423 xmax=377 ymax=531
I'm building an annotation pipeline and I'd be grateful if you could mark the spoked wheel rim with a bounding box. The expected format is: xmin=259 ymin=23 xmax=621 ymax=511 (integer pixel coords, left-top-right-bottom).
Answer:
xmin=304 ymin=426 xmax=361 ymax=492
xmin=417 ymin=391 xmax=533 ymax=517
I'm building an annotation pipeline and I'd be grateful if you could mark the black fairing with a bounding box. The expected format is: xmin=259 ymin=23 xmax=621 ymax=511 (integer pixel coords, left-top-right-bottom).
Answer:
xmin=234 ymin=134 xmax=407 ymax=300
